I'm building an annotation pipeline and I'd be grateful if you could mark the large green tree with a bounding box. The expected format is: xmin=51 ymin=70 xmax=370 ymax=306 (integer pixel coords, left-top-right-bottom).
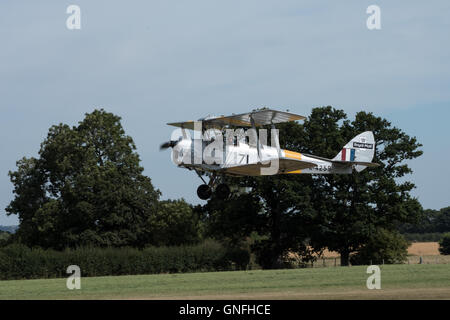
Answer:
xmin=303 ymin=107 xmax=423 ymax=265
xmin=6 ymin=109 xmax=160 ymax=249
xmin=204 ymin=106 xmax=423 ymax=267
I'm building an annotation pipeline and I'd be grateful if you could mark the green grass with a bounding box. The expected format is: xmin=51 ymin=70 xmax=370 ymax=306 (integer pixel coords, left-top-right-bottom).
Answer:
xmin=0 ymin=264 xmax=449 ymax=300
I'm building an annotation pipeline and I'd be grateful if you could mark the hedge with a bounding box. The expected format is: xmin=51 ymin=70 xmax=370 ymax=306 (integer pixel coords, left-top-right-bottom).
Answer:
xmin=0 ymin=240 xmax=250 ymax=280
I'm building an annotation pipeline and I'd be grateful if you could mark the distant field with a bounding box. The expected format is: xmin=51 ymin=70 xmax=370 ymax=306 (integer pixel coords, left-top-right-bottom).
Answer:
xmin=408 ymin=242 xmax=440 ymax=256
xmin=321 ymin=242 xmax=441 ymax=258
xmin=0 ymin=264 xmax=449 ymax=300
xmin=309 ymin=242 xmax=446 ymax=267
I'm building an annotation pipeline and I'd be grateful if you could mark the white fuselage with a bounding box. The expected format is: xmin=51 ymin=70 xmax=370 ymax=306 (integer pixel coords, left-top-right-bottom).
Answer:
xmin=172 ymin=138 xmax=352 ymax=176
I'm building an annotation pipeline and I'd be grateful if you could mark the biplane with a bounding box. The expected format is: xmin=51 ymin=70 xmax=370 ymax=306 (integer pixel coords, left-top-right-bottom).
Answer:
xmin=160 ymin=109 xmax=379 ymax=200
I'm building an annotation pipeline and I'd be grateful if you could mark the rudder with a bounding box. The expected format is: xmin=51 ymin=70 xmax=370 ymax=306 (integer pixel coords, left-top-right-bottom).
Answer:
xmin=333 ymin=131 xmax=376 ymax=172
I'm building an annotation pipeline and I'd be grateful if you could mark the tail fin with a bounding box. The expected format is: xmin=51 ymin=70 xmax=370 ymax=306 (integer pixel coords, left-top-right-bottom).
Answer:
xmin=333 ymin=131 xmax=376 ymax=172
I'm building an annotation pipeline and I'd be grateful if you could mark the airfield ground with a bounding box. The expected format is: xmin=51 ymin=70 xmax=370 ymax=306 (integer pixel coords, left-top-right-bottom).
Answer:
xmin=0 ymin=264 xmax=449 ymax=300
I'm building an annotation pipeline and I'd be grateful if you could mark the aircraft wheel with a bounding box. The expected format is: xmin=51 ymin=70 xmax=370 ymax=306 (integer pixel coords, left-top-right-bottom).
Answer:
xmin=197 ymin=184 xmax=212 ymax=200
xmin=215 ymin=183 xmax=231 ymax=200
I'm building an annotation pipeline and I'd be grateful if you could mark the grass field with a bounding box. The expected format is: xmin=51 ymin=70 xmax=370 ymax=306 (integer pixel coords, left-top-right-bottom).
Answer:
xmin=0 ymin=264 xmax=449 ymax=300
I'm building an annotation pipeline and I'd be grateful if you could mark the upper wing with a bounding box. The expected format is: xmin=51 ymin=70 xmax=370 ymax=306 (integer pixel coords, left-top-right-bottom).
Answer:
xmin=166 ymin=120 xmax=197 ymax=130
xmin=221 ymin=157 xmax=317 ymax=176
xmin=168 ymin=109 xmax=305 ymax=130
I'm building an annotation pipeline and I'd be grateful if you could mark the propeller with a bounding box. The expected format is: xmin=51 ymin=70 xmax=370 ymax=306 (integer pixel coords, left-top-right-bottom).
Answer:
xmin=159 ymin=140 xmax=178 ymax=150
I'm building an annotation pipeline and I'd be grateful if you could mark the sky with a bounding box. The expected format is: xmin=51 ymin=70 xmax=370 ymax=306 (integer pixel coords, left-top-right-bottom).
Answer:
xmin=0 ymin=1 xmax=449 ymax=225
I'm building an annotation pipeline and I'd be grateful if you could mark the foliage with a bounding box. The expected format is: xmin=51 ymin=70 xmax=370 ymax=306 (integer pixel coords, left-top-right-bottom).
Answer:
xmin=204 ymin=106 xmax=423 ymax=268
xmin=0 ymin=240 xmax=249 ymax=280
xmin=0 ymin=231 xmax=11 ymax=247
xmin=438 ymin=233 xmax=450 ymax=255
xmin=204 ymin=175 xmax=318 ymax=269
xmin=402 ymin=232 xmax=446 ymax=242
xmin=6 ymin=110 xmax=161 ymax=249
xmin=4 ymin=106 xmax=426 ymax=271
xmin=350 ymin=229 xmax=409 ymax=265
xmin=148 ymin=199 xmax=203 ymax=246
xmin=289 ymin=107 xmax=422 ymax=266
xmin=201 ymin=192 xmax=264 ymax=247
xmin=400 ymin=207 xmax=450 ymax=234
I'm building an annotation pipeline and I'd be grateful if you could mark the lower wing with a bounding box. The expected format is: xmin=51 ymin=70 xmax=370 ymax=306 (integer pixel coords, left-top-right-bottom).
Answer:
xmin=221 ymin=158 xmax=317 ymax=176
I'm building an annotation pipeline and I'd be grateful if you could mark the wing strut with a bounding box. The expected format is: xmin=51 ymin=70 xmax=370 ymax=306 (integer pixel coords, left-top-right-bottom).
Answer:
xmin=250 ymin=114 xmax=262 ymax=163
xmin=194 ymin=169 xmax=207 ymax=184
xmin=271 ymin=124 xmax=281 ymax=158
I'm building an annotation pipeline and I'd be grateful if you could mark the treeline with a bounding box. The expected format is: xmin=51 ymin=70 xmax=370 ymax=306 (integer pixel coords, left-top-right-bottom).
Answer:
xmin=399 ymin=207 xmax=450 ymax=242
xmin=403 ymin=233 xmax=447 ymax=242
xmin=400 ymin=207 xmax=450 ymax=235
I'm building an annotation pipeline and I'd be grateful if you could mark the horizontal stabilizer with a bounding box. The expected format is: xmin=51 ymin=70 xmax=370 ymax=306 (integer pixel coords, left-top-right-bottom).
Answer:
xmin=332 ymin=160 xmax=380 ymax=167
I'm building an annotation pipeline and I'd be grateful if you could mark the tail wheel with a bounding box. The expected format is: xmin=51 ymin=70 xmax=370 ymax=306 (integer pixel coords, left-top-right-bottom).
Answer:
xmin=197 ymin=184 xmax=212 ymax=200
xmin=215 ymin=183 xmax=231 ymax=200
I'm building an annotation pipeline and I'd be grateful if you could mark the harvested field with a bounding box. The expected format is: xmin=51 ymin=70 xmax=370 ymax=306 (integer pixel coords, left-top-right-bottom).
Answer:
xmin=407 ymin=242 xmax=440 ymax=256
xmin=319 ymin=242 xmax=441 ymax=258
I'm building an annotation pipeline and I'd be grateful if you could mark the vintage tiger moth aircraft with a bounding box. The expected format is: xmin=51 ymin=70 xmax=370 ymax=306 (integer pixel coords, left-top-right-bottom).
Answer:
xmin=160 ymin=109 xmax=379 ymax=200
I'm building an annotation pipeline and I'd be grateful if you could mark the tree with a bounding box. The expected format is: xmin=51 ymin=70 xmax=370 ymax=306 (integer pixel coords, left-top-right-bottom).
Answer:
xmin=350 ymin=229 xmax=409 ymax=265
xmin=6 ymin=109 xmax=160 ymax=249
xmin=204 ymin=180 xmax=318 ymax=269
xmin=201 ymin=191 xmax=264 ymax=247
xmin=203 ymin=111 xmax=327 ymax=268
xmin=438 ymin=233 xmax=450 ymax=255
xmin=299 ymin=107 xmax=423 ymax=265
xmin=148 ymin=199 xmax=203 ymax=246
xmin=435 ymin=207 xmax=450 ymax=233
xmin=203 ymin=106 xmax=423 ymax=268
xmin=241 ymin=175 xmax=317 ymax=269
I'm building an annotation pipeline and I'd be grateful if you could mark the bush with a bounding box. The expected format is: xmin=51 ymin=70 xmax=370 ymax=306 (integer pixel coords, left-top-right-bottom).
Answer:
xmin=0 ymin=240 xmax=249 ymax=280
xmin=350 ymin=229 xmax=409 ymax=265
xmin=438 ymin=233 xmax=450 ymax=255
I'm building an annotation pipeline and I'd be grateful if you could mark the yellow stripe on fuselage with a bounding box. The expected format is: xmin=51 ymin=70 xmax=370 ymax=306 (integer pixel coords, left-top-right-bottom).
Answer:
xmin=282 ymin=149 xmax=303 ymax=174
xmin=286 ymin=170 xmax=302 ymax=174
xmin=283 ymin=149 xmax=302 ymax=160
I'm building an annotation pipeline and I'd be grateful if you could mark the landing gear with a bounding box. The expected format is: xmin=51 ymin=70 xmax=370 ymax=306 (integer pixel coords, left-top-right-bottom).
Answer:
xmin=197 ymin=183 xmax=231 ymax=200
xmin=194 ymin=170 xmax=231 ymax=200
xmin=215 ymin=183 xmax=231 ymax=200
xmin=197 ymin=184 xmax=212 ymax=200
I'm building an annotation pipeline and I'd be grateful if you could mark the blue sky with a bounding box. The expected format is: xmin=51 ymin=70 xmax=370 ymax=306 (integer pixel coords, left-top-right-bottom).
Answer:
xmin=0 ymin=1 xmax=449 ymax=225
